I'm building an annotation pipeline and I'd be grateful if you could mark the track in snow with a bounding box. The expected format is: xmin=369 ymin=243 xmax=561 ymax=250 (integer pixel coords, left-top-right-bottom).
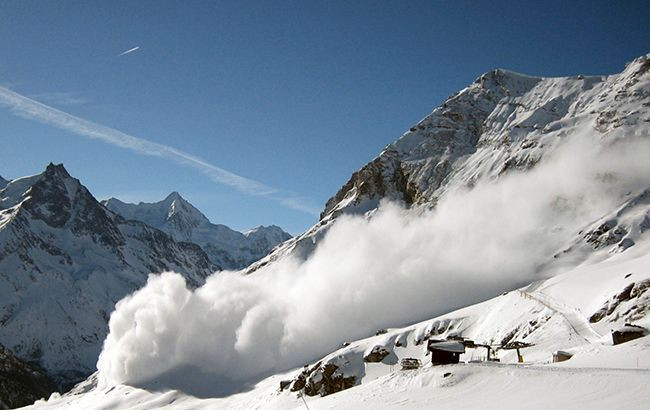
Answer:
xmin=516 ymin=289 xmax=603 ymax=343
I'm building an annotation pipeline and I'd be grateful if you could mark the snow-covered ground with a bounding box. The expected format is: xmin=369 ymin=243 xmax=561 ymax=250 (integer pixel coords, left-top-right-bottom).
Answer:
xmin=28 ymin=243 xmax=650 ymax=409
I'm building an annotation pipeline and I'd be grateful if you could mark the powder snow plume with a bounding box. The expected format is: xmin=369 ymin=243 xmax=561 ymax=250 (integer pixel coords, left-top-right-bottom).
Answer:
xmin=96 ymin=133 xmax=650 ymax=396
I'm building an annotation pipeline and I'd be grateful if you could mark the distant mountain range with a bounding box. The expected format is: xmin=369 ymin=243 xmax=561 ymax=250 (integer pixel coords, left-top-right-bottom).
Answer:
xmin=103 ymin=193 xmax=291 ymax=271
xmin=0 ymin=164 xmax=290 ymax=390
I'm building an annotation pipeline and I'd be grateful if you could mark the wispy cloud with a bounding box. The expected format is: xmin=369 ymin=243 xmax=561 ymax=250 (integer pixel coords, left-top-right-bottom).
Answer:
xmin=0 ymin=85 xmax=320 ymax=216
xmin=117 ymin=46 xmax=140 ymax=57
xmin=29 ymin=91 xmax=86 ymax=106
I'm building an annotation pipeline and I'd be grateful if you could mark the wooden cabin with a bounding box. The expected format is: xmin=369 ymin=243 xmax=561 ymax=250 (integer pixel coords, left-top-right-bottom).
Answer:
xmin=611 ymin=324 xmax=647 ymax=345
xmin=427 ymin=340 xmax=466 ymax=365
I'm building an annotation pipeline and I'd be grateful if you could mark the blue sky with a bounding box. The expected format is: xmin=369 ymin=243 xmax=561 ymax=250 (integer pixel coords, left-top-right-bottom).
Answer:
xmin=0 ymin=1 xmax=648 ymax=234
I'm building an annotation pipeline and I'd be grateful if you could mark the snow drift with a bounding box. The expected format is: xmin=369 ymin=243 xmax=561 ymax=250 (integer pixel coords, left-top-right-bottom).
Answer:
xmin=96 ymin=133 xmax=650 ymax=394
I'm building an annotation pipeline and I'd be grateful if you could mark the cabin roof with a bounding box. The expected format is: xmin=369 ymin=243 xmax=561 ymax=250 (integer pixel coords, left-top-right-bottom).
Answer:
xmin=613 ymin=324 xmax=647 ymax=334
xmin=428 ymin=341 xmax=466 ymax=353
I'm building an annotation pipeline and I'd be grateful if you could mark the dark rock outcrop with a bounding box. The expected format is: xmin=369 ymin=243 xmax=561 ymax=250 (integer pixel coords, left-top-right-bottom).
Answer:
xmin=0 ymin=343 xmax=56 ymax=409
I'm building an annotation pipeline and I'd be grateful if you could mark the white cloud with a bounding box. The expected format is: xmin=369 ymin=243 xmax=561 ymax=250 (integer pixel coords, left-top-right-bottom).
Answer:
xmin=96 ymin=133 xmax=650 ymax=396
xmin=29 ymin=91 xmax=86 ymax=106
xmin=0 ymin=85 xmax=320 ymax=215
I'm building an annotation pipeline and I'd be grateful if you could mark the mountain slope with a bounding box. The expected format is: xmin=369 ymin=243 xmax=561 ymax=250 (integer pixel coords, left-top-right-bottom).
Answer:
xmin=26 ymin=241 xmax=650 ymax=409
xmin=103 ymin=194 xmax=291 ymax=270
xmin=247 ymin=54 xmax=650 ymax=273
xmin=0 ymin=164 xmax=216 ymax=389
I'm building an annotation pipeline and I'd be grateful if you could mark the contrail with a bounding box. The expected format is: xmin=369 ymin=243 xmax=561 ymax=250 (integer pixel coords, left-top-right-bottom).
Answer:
xmin=117 ymin=46 xmax=140 ymax=57
xmin=0 ymin=85 xmax=320 ymax=216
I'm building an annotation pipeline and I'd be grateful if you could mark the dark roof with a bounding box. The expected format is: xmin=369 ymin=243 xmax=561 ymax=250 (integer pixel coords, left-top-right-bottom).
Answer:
xmin=428 ymin=341 xmax=466 ymax=353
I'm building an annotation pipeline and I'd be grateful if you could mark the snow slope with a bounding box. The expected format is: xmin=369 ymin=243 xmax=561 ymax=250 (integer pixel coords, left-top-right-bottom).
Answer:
xmin=0 ymin=164 xmax=216 ymax=389
xmin=103 ymin=194 xmax=291 ymax=270
xmin=28 ymin=242 xmax=650 ymax=409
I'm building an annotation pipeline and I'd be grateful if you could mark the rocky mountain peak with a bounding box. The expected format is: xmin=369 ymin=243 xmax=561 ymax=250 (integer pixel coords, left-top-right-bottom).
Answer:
xmin=105 ymin=194 xmax=291 ymax=270
xmin=248 ymin=54 xmax=650 ymax=275
xmin=0 ymin=165 xmax=216 ymax=389
xmin=43 ymin=162 xmax=71 ymax=179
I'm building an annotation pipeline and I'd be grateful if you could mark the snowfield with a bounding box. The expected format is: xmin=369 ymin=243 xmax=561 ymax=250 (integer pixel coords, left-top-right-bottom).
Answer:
xmin=28 ymin=244 xmax=650 ymax=409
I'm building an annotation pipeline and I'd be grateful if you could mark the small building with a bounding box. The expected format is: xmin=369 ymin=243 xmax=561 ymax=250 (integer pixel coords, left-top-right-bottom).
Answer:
xmin=552 ymin=350 xmax=573 ymax=363
xmin=400 ymin=358 xmax=422 ymax=370
xmin=612 ymin=324 xmax=647 ymax=345
xmin=427 ymin=340 xmax=465 ymax=365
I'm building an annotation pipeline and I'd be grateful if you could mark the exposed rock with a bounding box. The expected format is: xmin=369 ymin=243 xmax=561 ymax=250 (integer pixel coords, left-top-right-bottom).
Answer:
xmin=590 ymin=280 xmax=650 ymax=323
xmin=363 ymin=346 xmax=390 ymax=363
xmin=0 ymin=343 xmax=56 ymax=409
xmin=304 ymin=363 xmax=356 ymax=397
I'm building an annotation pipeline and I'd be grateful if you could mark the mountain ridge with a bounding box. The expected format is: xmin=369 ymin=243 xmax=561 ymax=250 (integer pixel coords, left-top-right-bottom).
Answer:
xmin=246 ymin=53 xmax=650 ymax=274
xmin=102 ymin=193 xmax=292 ymax=270
xmin=0 ymin=163 xmax=217 ymax=389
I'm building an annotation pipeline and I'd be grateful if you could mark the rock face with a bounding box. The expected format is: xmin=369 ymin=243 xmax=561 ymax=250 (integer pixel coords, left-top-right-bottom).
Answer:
xmin=363 ymin=346 xmax=390 ymax=363
xmin=0 ymin=343 xmax=56 ymax=409
xmin=0 ymin=164 xmax=217 ymax=389
xmin=286 ymin=358 xmax=358 ymax=397
xmin=103 ymin=194 xmax=291 ymax=270
xmin=247 ymin=54 xmax=650 ymax=274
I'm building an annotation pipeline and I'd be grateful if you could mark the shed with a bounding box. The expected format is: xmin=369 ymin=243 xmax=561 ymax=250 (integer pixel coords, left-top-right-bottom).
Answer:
xmin=611 ymin=324 xmax=647 ymax=345
xmin=427 ymin=340 xmax=465 ymax=365
xmin=552 ymin=350 xmax=573 ymax=363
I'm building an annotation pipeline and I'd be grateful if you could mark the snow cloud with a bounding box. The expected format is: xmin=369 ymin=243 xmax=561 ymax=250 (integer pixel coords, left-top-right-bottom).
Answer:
xmin=96 ymin=133 xmax=650 ymax=396
xmin=0 ymin=85 xmax=319 ymax=216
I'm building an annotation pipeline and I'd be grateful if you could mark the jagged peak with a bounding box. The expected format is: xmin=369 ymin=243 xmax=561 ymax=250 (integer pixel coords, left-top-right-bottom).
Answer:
xmin=0 ymin=163 xmax=82 ymax=210
xmin=44 ymin=162 xmax=71 ymax=179
xmin=621 ymin=53 xmax=650 ymax=79
xmin=103 ymin=192 xmax=210 ymax=231
xmin=163 ymin=191 xmax=183 ymax=202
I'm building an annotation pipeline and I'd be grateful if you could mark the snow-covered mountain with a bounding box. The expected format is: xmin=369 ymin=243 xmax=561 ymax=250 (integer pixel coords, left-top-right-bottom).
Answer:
xmin=21 ymin=54 xmax=650 ymax=409
xmin=102 ymin=193 xmax=291 ymax=270
xmin=247 ymin=54 xmax=650 ymax=273
xmin=0 ymin=164 xmax=217 ymax=389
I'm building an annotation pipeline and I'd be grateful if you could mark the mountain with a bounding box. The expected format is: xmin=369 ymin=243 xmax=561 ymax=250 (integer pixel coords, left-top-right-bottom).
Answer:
xmin=247 ymin=54 xmax=650 ymax=273
xmin=20 ymin=55 xmax=650 ymax=409
xmin=0 ymin=177 xmax=8 ymax=191
xmin=102 ymin=194 xmax=291 ymax=270
xmin=0 ymin=163 xmax=217 ymax=389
